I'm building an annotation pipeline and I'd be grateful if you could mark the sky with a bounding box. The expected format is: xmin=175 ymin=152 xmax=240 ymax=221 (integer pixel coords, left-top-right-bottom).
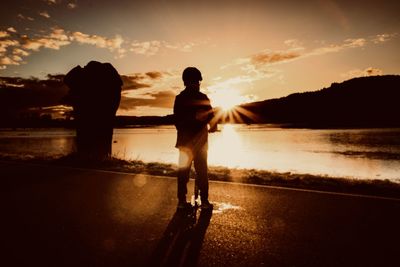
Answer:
xmin=0 ymin=0 xmax=399 ymax=117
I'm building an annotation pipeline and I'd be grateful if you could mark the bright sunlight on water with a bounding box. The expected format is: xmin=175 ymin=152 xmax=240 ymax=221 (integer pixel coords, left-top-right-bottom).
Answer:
xmin=1 ymin=125 xmax=400 ymax=181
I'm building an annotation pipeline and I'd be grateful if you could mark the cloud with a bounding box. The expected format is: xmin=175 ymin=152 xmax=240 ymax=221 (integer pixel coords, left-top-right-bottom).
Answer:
xmin=310 ymin=38 xmax=366 ymax=56
xmin=130 ymin=40 xmax=161 ymax=56
xmin=222 ymin=49 xmax=303 ymax=71
xmin=44 ymin=0 xmax=75 ymax=10
xmin=119 ymin=90 xmax=176 ymax=110
xmin=0 ymin=56 xmax=20 ymax=66
xmin=22 ymin=28 xmax=121 ymax=53
xmin=145 ymin=71 xmax=164 ymax=79
xmin=251 ymin=50 xmax=301 ymax=65
xmin=49 ymin=28 xmax=70 ymax=41
xmin=164 ymin=41 xmax=198 ymax=52
xmin=224 ymin=37 xmax=370 ymax=73
xmin=344 ymin=38 xmax=366 ymax=48
xmin=216 ymin=36 xmax=376 ymax=96
xmin=24 ymin=38 xmax=70 ymax=50
xmin=0 ymin=73 xmax=167 ymax=118
xmin=39 ymin=11 xmax=51 ymax=19
xmin=12 ymin=55 xmax=23 ymax=63
xmin=0 ymin=31 xmax=10 ymax=38
xmin=118 ymin=70 xmax=177 ymax=113
xmin=0 ymin=70 xmax=176 ymax=117
xmin=1 ymin=27 xmax=128 ymax=68
xmin=0 ymin=25 xmax=207 ymax=69
xmin=120 ymin=75 xmax=151 ymax=91
xmin=44 ymin=0 xmax=58 ymax=4
xmin=71 ymin=31 xmax=125 ymax=56
xmin=7 ymin=27 xmax=17 ymax=33
xmin=0 ymin=75 xmax=69 ymax=117
xmin=341 ymin=67 xmax=383 ymax=79
xmin=22 ymin=29 xmax=71 ymax=51
xmin=129 ymin=40 xmax=204 ymax=56
xmin=120 ymin=71 xmax=169 ymax=91
xmin=12 ymin=48 xmax=30 ymax=57
xmin=0 ymin=39 xmax=20 ymax=54
xmin=27 ymin=105 xmax=73 ymax=119
xmin=364 ymin=67 xmax=382 ymax=76
xmin=284 ymin=39 xmax=304 ymax=50
xmin=21 ymin=41 xmax=42 ymax=51
xmin=372 ymin=33 xmax=397 ymax=44
xmin=17 ymin=14 xmax=35 ymax=21
xmin=67 ymin=3 xmax=78 ymax=9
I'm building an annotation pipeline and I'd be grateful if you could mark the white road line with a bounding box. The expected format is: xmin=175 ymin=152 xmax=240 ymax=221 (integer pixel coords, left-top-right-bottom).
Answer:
xmin=1 ymin=160 xmax=400 ymax=202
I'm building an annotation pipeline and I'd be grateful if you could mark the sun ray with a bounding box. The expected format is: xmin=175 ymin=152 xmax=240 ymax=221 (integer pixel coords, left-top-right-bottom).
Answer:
xmin=234 ymin=105 xmax=262 ymax=123
xmin=231 ymin=108 xmax=244 ymax=123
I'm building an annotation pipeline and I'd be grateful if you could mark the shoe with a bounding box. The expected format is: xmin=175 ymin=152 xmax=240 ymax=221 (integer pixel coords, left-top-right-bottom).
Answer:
xmin=200 ymin=200 xmax=213 ymax=210
xmin=177 ymin=201 xmax=192 ymax=210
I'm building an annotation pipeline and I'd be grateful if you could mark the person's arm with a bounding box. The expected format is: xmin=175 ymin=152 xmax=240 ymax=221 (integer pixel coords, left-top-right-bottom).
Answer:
xmin=204 ymin=96 xmax=218 ymax=132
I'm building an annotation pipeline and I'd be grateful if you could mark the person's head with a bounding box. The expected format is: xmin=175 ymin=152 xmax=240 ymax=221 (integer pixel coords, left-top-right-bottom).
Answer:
xmin=182 ymin=67 xmax=202 ymax=91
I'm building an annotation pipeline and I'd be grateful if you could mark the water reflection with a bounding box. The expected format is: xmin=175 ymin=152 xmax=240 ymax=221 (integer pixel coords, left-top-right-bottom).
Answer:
xmin=112 ymin=127 xmax=176 ymax=162
xmin=208 ymin=124 xmax=246 ymax=168
xmin=113 ymin=125 xmax=400 ymax=181
xmin=0 ymin=129 xmax=75 ymax=158
xmin=0 ymin=126 xmax=399 ymax=181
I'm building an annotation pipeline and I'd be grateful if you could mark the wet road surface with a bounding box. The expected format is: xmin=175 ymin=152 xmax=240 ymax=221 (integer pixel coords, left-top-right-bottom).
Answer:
xmin=2 ymin=161 xmax=400 ymax=267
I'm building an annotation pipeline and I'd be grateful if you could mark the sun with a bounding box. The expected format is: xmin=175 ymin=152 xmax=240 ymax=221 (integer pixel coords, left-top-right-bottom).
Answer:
xmin=208 ymin=89 xmax=259 ymax=124
xmin=209 ymin=89 xmax=250 ymax=111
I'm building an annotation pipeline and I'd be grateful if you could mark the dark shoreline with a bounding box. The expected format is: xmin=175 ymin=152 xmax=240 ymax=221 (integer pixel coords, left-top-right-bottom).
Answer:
xmin=1 ymin=154 xmax=399 ymax=199
xmin=2 ymin=123 xmax=400 ymax=131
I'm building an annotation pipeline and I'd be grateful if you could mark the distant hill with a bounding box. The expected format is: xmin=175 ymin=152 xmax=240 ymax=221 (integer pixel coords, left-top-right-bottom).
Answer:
xmin=2 ymin=75 xmax=399 ymax=128
xmin=236 ymin=75 xmax=400 ymax=127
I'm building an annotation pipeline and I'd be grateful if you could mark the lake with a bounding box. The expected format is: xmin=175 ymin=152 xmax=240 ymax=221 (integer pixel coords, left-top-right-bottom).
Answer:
xmin=1 ymin=125 xmax=399 ymax=182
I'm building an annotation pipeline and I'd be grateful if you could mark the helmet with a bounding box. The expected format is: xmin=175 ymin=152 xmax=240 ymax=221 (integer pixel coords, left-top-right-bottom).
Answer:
xmin=182 ymin=67 xmax=202 ymax=85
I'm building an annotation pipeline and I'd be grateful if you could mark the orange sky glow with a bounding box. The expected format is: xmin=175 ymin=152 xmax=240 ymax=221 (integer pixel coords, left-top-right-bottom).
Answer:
xmin=1 ymin=0 xmax=399 ymax=116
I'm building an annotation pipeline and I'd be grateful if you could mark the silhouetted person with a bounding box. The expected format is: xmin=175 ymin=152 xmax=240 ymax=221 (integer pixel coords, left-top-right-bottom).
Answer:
xmin=174 ymin=67 xmax=216 ymax=210
xmin=64 ymin=61 xmax=122 ymax=160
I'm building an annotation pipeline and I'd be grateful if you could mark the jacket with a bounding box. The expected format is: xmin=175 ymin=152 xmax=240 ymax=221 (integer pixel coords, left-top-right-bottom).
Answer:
xmin=173 ymin=88 xmax=214 ymax=150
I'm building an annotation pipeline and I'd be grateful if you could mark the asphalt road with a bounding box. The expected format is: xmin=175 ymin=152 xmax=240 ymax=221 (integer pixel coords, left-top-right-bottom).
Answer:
xmin=2 ymin=161 xmax=400 ymax=267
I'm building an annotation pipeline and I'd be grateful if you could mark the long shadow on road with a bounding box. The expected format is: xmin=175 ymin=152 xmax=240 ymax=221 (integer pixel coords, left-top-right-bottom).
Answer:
xmin=148 ymin=207 xmax=212 ymax=267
